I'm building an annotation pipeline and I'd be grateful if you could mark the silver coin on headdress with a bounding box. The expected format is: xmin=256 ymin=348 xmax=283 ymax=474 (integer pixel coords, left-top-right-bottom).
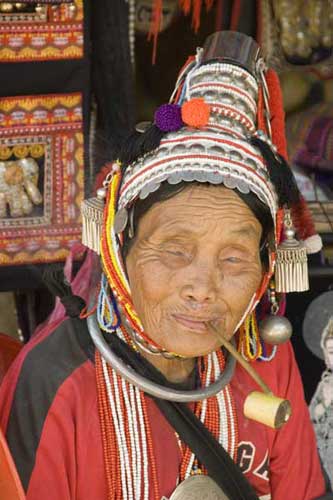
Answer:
xmin=303 ymin=290 xmax=333 ymax=360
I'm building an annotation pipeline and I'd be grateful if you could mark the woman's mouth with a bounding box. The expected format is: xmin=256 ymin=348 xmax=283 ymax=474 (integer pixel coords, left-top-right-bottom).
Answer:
xmin=172 ymin=314 xmax=220 ymax=333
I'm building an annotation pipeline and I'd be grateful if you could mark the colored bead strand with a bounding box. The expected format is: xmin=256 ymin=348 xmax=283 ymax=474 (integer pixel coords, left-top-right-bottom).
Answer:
xmin=96 ymin=341 xmax=239 ymax=499
xmin=129 ymin=383 xmax=143 ymax=497
xmin=224 ymin=385 xmax=238 ymax=461
xmin=103 ymin=359 xmax=131 ymax=500
xmin=121 ymin=378 xmax=141 ymax=497
xmin=141 ymin=393 xmax=161 ymax=500
xmin=134 ymin=387 xmax=149 ymax=500
xmin=96 ymin=352 xmax=120 ymax=499
xmin=101 ymin=174 xmax=131 ymax=301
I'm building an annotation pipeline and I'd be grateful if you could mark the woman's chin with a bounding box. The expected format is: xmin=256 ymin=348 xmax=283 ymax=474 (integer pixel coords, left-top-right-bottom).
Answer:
xmin=161 ymin=333 xmax=223 ymax=358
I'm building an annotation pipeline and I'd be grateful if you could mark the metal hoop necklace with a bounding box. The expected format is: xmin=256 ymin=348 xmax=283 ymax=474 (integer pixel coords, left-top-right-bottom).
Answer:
xmin=87 ymin=311 xmax=236 ymax=403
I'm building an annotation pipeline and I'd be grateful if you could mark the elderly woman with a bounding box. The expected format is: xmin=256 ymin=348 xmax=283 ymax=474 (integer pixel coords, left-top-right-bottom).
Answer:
xmin=0 ymin=32 xmax=331 ymax=500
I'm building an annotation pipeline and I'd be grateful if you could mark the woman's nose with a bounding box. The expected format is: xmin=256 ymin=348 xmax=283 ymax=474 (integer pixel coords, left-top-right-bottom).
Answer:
xmin=180 ymin=260 xmax=220 ymax=305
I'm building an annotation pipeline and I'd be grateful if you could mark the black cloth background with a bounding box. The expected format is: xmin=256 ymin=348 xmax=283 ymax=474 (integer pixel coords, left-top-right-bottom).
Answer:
xmin=91 ymin=0 xmax=136 ymax=171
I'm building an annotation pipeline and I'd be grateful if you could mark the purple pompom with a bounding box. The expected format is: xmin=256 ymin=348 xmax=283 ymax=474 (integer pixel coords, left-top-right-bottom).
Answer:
xmin=154 ymin=104 xmax=183 ymax=132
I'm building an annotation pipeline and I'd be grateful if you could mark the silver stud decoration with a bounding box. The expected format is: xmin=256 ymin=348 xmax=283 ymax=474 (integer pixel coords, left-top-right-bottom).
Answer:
xmin=114 ymin=207 xmax=129 ymax=234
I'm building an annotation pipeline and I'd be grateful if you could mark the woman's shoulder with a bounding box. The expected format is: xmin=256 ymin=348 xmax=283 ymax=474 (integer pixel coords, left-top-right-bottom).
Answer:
xmin=17 ymin=317 xmax=93 ymax=379
xmin=1 ymin=319 xmax=101 ymax=495
xmin=0 ymin=318 xmax=96 ymax=428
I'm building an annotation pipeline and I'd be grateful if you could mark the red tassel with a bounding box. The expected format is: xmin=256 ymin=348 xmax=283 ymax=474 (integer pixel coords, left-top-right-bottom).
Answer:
xmin=192 ymin=0 xmax=203 ymax=32
xmin=179 ymin=0 xmax=192 ymax=15
xmin=149 ymin=0 xmax=163 ymax=64
xmin=93 ymin=163 xmax=113 ymax=193
xmin=179 ymin=0 xmax=212 ymax=33
xmin=150 ymin=0 xmax=212 ymax=61
xmin=205 ymin=0 xmax=215 ymax=10
xmin=266 ymin=69 xmax=288 ymax=160
xmin=266 ymin=69 xmax=317 ymax=242
xmin=291 ymin=196 xmax=316 ymax=240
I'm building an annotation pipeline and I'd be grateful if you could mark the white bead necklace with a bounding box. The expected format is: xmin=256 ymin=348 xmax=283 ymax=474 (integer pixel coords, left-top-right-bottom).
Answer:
xmin=102 ymin=348 xmax=237 ymax=499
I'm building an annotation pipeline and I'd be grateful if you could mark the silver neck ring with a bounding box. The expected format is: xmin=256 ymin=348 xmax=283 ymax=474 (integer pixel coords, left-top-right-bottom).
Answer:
xmin=87 ymin=312 xmax=236 ymax=403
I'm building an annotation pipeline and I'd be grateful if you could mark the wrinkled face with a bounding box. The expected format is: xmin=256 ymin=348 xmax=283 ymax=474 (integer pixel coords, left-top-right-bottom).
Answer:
xmin=126 ymin=185 xmax=263 ymax=358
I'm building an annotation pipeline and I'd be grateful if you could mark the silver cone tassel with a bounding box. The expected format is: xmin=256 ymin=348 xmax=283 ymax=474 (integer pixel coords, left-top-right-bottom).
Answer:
xmin=275 ymin=209 xmax=309 ymax=293
xmin=81 ymin=187 xmax=106 ymax=254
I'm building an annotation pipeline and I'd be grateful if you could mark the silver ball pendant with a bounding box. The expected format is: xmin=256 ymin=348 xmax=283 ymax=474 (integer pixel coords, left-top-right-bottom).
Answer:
xmin=259 ymin=315 xmax=293 ymax=345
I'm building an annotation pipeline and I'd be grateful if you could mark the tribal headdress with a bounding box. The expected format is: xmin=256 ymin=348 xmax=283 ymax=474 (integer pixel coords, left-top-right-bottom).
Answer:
xmin=82 ymin=31 xmax=321 ymax=357
xmin=81 ymin=33 xmax=321 ymax=498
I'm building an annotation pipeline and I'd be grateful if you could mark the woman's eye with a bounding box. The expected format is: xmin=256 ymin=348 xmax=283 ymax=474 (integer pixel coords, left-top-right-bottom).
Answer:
xmin=161 ymin=244 xmax=191 ymax=260
xmin=221 ymin=251 xmax=248 ymax=264
xmin=220 ymin=247 xmax=250 ymax=264
xmin=224 ymin=256 xmax=242 ymax=263
xmin=166 ymin=249 xmax=186 ymax=257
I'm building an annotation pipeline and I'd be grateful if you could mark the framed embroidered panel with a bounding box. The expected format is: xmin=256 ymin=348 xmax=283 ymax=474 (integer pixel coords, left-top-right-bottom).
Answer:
xmin=0 ymin=0 xmax=83 ymax=62
xmin=0 ymin=92 xmax=84 ymax=265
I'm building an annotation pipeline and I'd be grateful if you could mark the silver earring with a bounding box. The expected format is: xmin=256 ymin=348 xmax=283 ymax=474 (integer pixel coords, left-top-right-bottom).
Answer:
xmin=259 ymin=281 xmax=293 ymax=345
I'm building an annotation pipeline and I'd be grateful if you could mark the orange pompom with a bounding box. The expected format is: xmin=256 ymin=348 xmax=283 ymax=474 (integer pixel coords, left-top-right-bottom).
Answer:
xmin=181 ymin=98 xmax=210 ymax=128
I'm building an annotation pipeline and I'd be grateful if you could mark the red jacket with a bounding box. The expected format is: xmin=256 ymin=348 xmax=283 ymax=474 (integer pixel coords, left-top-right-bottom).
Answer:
xmin=0 ymin=318 xmax=327 ymax=499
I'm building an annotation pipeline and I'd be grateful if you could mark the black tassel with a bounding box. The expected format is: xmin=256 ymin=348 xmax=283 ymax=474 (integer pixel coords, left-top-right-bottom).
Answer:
xmin=250 ymin=136 xmax=300 ymax=208
xmin=42 ymin=266 xmax=86 ymax=318
xmin=120 ymin=124 xmax=164 ymax=168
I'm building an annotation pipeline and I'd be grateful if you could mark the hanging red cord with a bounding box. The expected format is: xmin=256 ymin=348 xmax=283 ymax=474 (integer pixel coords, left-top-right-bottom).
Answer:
xmin=149 ymin=0 xmax=163 ymax=64
xmin=266 ymin=69 xmax=288 ymax=159
xmin=149 ymin=0 xmax=216 ymax=63
xmin=266 ymin=69 xmax=318 ymax=242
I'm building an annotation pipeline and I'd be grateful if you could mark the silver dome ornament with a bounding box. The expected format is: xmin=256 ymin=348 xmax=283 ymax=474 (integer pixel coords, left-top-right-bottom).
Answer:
xmin=259 ymin=314 xmax=293 ymax=345
xmin=259 ymin=280 xmax=293 ymax=345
